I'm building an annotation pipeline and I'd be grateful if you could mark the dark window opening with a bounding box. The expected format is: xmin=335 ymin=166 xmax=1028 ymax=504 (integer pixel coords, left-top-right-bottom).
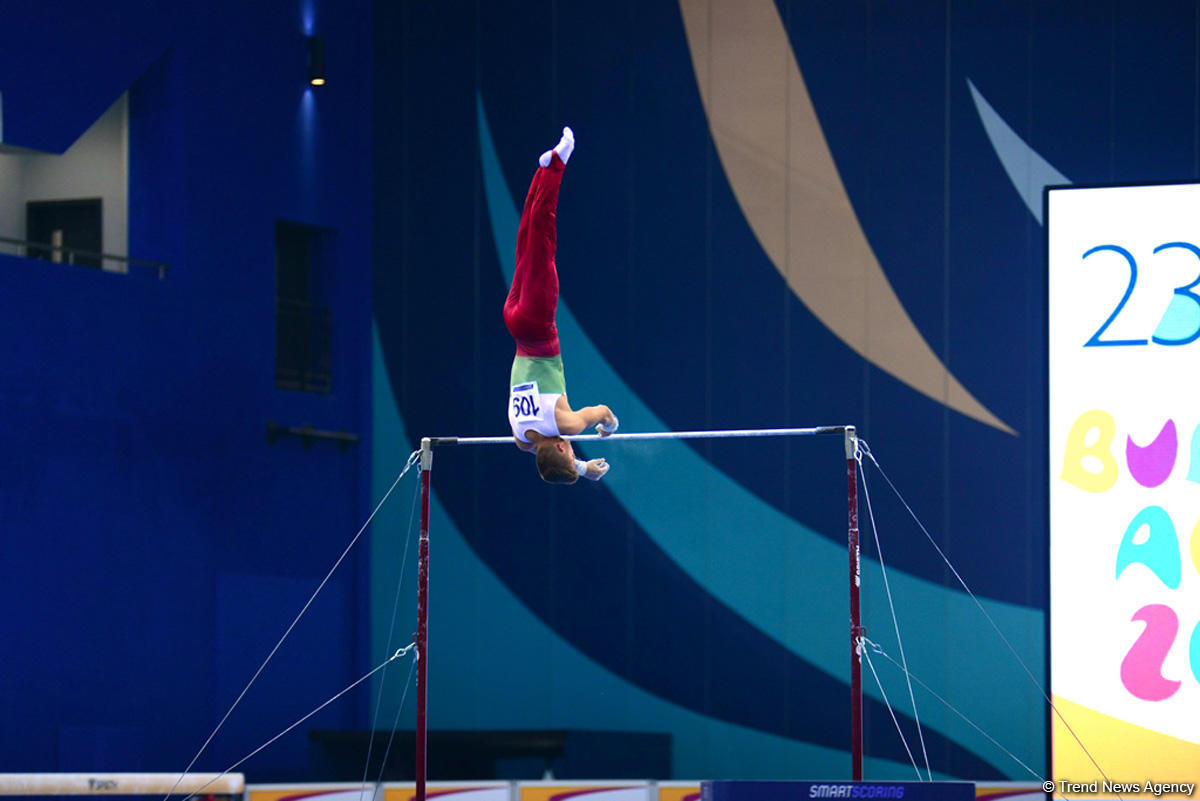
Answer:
xmin=275 ymin=220 xmax=333 ymax=393
xmin=26 ymin=199 xmax=103 ymax=268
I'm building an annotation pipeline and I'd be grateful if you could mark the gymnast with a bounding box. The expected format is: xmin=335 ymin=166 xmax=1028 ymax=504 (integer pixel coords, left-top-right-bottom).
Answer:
xmin=505 ymin=127 xmax=618 ymax=484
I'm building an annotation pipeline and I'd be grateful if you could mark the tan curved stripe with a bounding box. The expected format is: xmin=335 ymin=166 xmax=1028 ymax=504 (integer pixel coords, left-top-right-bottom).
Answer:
xmin=679 ymin=0 xmax=1016 ymax=436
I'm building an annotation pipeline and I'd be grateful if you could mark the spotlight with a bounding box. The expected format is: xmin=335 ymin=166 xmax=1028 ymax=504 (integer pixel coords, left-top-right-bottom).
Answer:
xmin=307 ymin=36 xmax=325 ymax=86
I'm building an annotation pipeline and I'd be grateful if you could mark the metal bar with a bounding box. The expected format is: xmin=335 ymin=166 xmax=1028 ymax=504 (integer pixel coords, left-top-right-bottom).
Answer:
xmin=415 ymin=440 xmax=433 ymax=801
xmin=846 ymin=426 xmax=863 ymax=780
xmin=423 ymin=422 xmax=857 ymax=781
xmin=0 ymin=235 xmax=170 ymax=275
xmin=429 ymin=425 xmax=849 ymax=447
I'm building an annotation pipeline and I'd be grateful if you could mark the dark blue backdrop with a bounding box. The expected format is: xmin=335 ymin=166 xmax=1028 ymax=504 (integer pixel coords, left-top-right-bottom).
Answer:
xmin=370 ymin=0 xmax=1200 ymax=782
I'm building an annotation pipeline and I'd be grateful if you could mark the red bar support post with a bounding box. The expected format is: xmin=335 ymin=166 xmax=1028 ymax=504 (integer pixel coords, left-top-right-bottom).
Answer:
xmin=416 ymin=438 xmax=433 ymax=801
xmin=846 ymin=426 xmax=863 ymax=780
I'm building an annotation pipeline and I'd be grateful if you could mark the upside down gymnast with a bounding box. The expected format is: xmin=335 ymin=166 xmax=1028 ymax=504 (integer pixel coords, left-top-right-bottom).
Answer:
xmin=504 ymin=127 xmax=619 ymax=484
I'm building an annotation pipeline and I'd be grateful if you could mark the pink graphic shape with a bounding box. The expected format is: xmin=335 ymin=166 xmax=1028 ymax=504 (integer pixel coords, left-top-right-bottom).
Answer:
xmin=1120 ymin=604 xmax=1181 ymax=701
xmin=1126 ymin=419 xmax=1177 ymax=488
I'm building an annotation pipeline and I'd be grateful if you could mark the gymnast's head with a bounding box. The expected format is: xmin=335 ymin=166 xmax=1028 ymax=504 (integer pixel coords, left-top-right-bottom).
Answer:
xmin=535 ymin=436 xmax=579 ymax=485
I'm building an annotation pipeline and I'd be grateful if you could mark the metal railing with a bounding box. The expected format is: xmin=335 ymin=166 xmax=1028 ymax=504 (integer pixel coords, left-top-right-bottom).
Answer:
xmin=0 ymin=235 xmax=170 ymax=279
xmin=266 ymin=422 xmax=358 ymax=449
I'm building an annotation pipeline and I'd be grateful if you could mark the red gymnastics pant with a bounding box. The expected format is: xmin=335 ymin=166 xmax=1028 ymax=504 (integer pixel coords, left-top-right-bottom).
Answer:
xmin=504 ymin=153 xmax=564 ymax=358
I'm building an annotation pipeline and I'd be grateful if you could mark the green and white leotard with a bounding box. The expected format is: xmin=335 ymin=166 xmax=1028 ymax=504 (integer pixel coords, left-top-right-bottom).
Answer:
xmin=508 ymin=355 xmax=566 ymax=443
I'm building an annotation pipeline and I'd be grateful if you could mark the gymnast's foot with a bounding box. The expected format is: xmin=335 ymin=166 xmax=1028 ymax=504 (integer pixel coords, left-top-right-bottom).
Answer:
xmin=539 ymin=126 xmax=574 ymax=167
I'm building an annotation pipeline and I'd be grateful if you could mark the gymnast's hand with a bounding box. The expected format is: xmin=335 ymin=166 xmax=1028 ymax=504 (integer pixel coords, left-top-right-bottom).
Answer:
xmin=583 ymin=458 xmax=609 ymax=480
xmin=596 ymin=408 xmax=619 ymax=436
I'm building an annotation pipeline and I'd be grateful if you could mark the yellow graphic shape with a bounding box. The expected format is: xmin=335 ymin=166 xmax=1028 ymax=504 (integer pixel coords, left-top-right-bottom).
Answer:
xmin=1192 ymin=519 xmax=1200 ymax=577
xmin=381 ymin=784 xmax=511 ymax=801
xmin=518 ymin=786 xmax=648 ymax=801
xmin=1060 ymin=409 xmax=1119 ymax=492
xmin=1052 ymin=694 xmax=1200 ymax=798
xmin=656 ymin=787 xmax=700 ymax=801
xmin=679 ymin=0 xmax=1016 ymax=435
xmin=246 ymin=788 xmax=371 ymax=801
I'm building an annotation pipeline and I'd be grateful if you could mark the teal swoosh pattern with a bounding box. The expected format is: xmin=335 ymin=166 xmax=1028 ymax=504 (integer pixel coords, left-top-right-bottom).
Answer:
xmin=477 ymin=94 xmax=1044 ymax=774
xmin=967 ymin=78 xmax=1072 ymax=224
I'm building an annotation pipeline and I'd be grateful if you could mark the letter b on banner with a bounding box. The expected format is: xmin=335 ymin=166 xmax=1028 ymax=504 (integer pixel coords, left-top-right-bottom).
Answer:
xmin=1062 ymin=409 xmax=1119 ymax=492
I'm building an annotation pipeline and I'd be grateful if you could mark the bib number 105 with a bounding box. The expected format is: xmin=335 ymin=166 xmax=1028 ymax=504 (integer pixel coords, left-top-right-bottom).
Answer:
xmin=512 ymin=394 xmax=540 ymax=418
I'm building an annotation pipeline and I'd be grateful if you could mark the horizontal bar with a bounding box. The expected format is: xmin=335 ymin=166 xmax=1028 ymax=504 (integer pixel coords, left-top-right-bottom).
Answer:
xmin=0 ymin=235 xmax=170 ymax=276
xmin=429 ymin=426 xmax=850 ymax=447
xmin=0 ymin=774 xmax=245 ymax=796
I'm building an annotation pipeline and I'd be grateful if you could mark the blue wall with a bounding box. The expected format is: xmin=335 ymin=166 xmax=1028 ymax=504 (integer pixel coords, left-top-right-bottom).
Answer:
xmin=370 ymin=0 xmax=1200 ymax=783
xmin=0 ymin=0 xmax=374 ymax=779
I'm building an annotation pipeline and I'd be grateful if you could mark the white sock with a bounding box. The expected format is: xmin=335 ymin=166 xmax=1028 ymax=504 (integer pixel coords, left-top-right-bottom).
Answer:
xmin=539 ymin=126 xmax=575 ymax=167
